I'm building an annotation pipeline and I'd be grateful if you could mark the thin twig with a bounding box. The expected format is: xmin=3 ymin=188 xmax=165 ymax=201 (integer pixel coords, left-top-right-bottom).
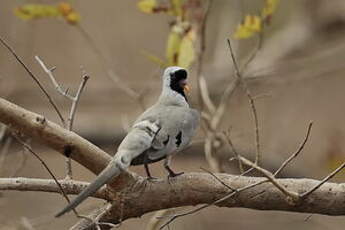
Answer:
xmin=146 ymin=209 xmax=172 ymax=230
xmin=35 ymin=56 xmax=74 ymax=100
xmin=10 ymin=139 xmax=29 ymax=177
xmin=36 ymin=56 xmax=90 ymax=179
xmin=239 ymin=156 xmax=299 ymax=200
xmin=67 ymin=73 xmax=90 ymax=130
xmin=13 ymin=134 xmax=79 ymax=217
xmin=275 ymin=122 xmax=313 ymax=176
xmin=301 ymin=161 xmax=345 ymax=198
xmin=75 ymin=25 xmax=144 ymax=109
xmin=0 ymin=36 xmax=65 ymax=126
xmin=0 ymin=137 xmax=12 ymax=174
xmin=200 ymin=167 xmax=236 ymax=191
xmin=199 ymin=76 xmax=216 ymax=114
xmin=227 ymin=38 xmax=261 ymax=165
xmin=223 ymin=130 xmax=244 ymax=173
xmin=196 ymin=0 xmax=214 ymax=110
xmin=240 ymin=32 xmax=263 ymax=73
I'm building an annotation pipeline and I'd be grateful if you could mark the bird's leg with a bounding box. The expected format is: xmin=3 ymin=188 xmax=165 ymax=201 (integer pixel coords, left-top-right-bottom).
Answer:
xmin=164 ymin=156 xmax=184 ymax=178
xmin=144 ymin=155 xmax=157 ymax=181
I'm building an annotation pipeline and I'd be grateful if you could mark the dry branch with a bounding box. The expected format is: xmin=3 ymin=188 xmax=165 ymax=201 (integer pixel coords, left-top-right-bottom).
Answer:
xmin=0 ymin=177 xmax=107 ymax=200
xmin=0 ymin=97 xmax=110 ymax=175
xmin=78 ymin=173 xmax=345 ymax=230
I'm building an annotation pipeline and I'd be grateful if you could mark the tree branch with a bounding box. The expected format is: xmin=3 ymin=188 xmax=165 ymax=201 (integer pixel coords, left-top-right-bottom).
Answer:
xmin=0 ymin=96 xmax=110 ymax=175
xmin=0 ymin=177 xmax=107 ymax=199
xmin=76 ymin=173 xmax=345 ymax=230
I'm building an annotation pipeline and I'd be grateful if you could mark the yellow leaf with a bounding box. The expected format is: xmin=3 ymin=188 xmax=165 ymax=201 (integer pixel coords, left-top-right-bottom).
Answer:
xmin=65 ymin=12 xmax=80 ymax=25
xmin=58 ymin=2 xmax=73 ymax=16
xmin=177 ymin=30 xmax=195 ymax=69
xmin=14 ymin=4 xmax=60 ymax=20
xmin=137 ymin=0 xmax=157 ymax=14
xmin=166 ymin=30 xmax=182 ymax=65
xmin=233 ymin=15 xmax=262 ymax=39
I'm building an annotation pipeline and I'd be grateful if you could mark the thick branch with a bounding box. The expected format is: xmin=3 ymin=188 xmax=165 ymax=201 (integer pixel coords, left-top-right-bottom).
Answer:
xmin=72 ymin=172 xmax=345 ymax=229
xmin=0 ymin=97 xmax=110 ymax=175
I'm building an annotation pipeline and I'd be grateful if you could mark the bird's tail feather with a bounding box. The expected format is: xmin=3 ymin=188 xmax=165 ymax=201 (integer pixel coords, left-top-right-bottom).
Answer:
xmin=55 ymin=159 xmax=121 ymax=217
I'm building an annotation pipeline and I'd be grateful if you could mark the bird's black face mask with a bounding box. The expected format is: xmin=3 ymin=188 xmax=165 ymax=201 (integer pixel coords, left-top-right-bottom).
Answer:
xmin=169 ymin=69 xmax=189 ymax=100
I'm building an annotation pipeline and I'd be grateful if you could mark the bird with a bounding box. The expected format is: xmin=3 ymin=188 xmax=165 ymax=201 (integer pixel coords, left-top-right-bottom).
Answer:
xmin=55 ymin=66 xmax=200 ymax=217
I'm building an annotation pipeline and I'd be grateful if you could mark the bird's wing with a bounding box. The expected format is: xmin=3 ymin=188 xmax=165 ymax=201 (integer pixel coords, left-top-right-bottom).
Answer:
xmin=143 ymin=107 xmax=200 ymax=161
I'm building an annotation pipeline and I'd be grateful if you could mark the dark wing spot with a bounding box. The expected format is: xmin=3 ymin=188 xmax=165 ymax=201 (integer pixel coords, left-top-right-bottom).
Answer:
xmin=64 ymin=145 xmax=73 ymax=157
xmin=175 ymin=131 xmax=182 ymax=147
xmin=163 ymin=135 xmax=170 ymax=146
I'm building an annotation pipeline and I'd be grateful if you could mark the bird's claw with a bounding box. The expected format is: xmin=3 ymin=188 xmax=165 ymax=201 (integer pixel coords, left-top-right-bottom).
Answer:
xmin=146 ymin=176 xmax=159 ymax=182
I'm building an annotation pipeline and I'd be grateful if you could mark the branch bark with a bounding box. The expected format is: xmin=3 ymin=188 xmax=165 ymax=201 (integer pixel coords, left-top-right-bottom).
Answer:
xmin=72 ymin=173 xmax=345 ymax=230
xmin=0 ymin=177 xmax=107 ymax=200
xmin=0 ymin=97 xmax=110 ymax=175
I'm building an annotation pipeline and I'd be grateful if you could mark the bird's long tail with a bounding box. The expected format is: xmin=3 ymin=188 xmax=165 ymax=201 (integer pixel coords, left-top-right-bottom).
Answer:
xmin=55 ymin=123 xmax=158 ymax=217
xmin=55 ymin=158 xmax=122 ymax=217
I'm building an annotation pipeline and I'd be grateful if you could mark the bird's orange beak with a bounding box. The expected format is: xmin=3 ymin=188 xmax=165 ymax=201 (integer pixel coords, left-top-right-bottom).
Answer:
xmin=183 ymin=84 xmax=190 ymax=94
xmin=180 ymin=79 xmax=190 ymax=94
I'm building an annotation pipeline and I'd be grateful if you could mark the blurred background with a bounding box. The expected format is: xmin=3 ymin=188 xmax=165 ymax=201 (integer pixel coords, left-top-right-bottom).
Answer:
xmin=0 ymin=0 xmax=345 ymax=229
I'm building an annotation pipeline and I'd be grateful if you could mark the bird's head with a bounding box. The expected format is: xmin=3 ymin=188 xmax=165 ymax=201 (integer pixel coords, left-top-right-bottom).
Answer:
xmin=162 ymin=66 xmax=190 ymax=100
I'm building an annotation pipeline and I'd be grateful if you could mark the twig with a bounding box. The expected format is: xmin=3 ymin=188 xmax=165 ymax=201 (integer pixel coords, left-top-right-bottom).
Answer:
xmin=239 ymin=156 xmax=299 ymax=200
xmin=67 ymin=73 xmax=90 ymax=130
xmin=227 ymin=38 xmax=261 ymax=165
xmin=240 ymin=31 xmax=263 ymax=73
xmin=146 ymin=209 xmax=172 ymax=230
xmin=195 ymin=0 xmax=214 ymax=110
xmin=0 ymin=36 xmax=65 ymax=126
xmin=0 ymin=137 xmax=12 ymax=174
xmin=94 ymin=203 xmax=120 ymax=229
xmin=204 ymin=134 xmax=222 ymax=172
xmin=199 ymin=76 xmax=216 ymax=114
xmin=75 ymin=25 xmax=144 ymax=109
xmin=35 ymin=56 xmax=73 ymax=100
xmin=275 ymin=122 xmax=313 ymax=176
xmin=301 ymin=161 xmax=345 ymax=198
xmin=10 ymin=138 xmax=29 ymax=177
xmin=65 ymin=73 xmax=90 ymax=179
xmin=35 ymin=56 xmax=90 ymax=179
xmin=223 ymin=130 xmax=244 ymax=173
xmin=200 ymin=167 xmax=236 ymax=191
xmin=12 ymin=135 xmax=79 ymax=217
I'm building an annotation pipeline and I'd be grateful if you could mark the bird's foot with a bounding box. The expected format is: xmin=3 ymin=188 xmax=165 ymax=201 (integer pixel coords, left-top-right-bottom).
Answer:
xmin=168 ymin=171 xmax=184 ymax=178
xmin=146 ymin=176 xmax=159 ymax=182
xmin=167 ymin=171 xmax=184 ymax=184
